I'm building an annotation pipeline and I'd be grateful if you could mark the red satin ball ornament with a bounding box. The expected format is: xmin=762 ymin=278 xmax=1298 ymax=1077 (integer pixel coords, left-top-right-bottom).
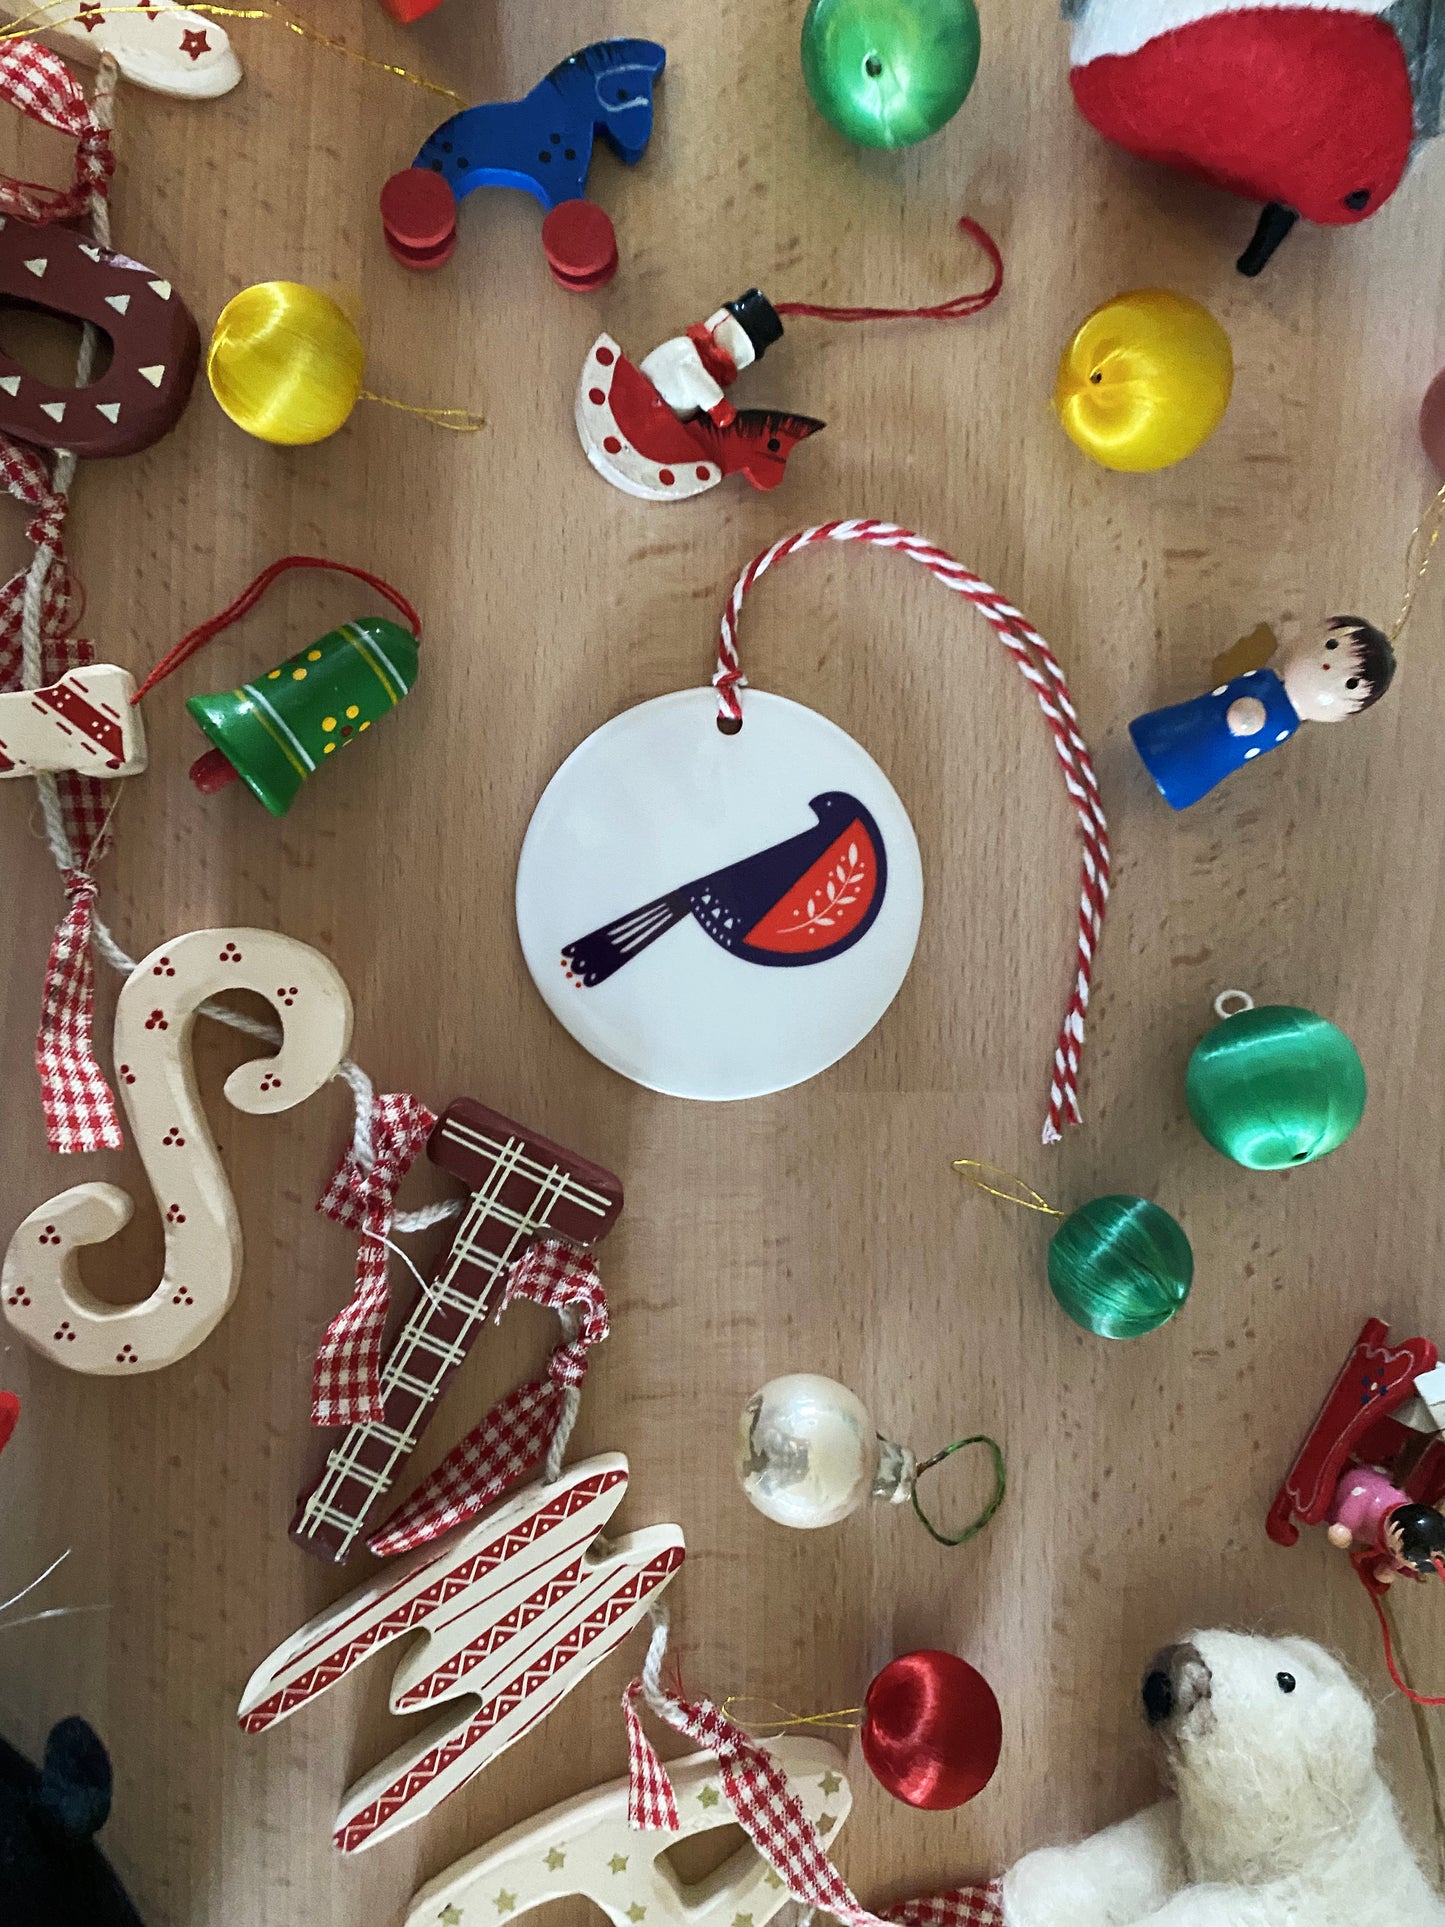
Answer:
xmin=861 ymin=1649 xmax=1002 ymax=1810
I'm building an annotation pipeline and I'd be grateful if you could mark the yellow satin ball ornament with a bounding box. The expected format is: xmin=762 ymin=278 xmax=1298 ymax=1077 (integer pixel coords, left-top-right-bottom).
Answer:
xmin=1054 ymin=289 xmax=1233 ymax=473
xmin=207 ymin=281 xmax=365 ymax=446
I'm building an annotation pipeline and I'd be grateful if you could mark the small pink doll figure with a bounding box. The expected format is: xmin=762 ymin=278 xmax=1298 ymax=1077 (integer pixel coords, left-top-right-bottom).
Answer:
xmin=1130 ymin=616 xmax=1396 ymax=809
xmin=1327 ymin=1465 xmax=1445 ymax=1585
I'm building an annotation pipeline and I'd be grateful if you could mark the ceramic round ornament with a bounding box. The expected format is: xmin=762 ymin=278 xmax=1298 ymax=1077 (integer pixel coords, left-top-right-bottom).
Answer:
xmin=518 ymin=688 xmax=922 ymax=1100
xmin=517 ymin=520 xmax=1111 ymax=1137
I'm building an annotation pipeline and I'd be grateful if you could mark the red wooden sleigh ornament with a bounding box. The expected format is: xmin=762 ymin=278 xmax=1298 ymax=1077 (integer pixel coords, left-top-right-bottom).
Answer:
xmin=1267 ymin=1317 xmax=1443 ymax=1553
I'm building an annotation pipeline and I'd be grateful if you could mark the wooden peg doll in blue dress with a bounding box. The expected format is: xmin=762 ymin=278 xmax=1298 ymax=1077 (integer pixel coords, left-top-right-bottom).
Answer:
xmin=1129 ymin=616 xmax=1396 ymax=810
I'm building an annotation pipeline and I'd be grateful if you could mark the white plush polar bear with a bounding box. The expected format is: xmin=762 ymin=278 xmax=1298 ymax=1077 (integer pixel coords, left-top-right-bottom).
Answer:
xmin=1002 ymin=1630 xmax=1445 ymax=1927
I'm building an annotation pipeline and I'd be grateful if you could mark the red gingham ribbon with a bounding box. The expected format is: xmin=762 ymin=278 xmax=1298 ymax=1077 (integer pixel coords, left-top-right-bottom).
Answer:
xmin=0 ymin=39 xmax=114 ymax=224
xmin=711 ymin=519 xmax=1110 ymax=1144
xmin=0 ymin=448 xmax=120 ymax=1153
xmin=367 ymin=1240 xmax=609 ymax=1557
xmin=624 ymin=1678 xmax=681 ymax=1830
xmin=312 ymin=1093 xmax=438 ymax=1427
xmin=625 ymin=1677 xmax=1003 ymax=1926
xmin=35 ymin=870 xmax=122 ymax=1155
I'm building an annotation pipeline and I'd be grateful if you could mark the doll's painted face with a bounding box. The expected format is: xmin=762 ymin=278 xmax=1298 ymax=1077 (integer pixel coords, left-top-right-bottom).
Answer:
xmin=1280 ymin=619 xmax=1396 ymax=724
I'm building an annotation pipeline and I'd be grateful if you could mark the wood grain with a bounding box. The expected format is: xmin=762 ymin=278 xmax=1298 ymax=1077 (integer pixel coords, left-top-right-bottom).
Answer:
xmin=2 ymin=4 xmax=1445 ymax=1922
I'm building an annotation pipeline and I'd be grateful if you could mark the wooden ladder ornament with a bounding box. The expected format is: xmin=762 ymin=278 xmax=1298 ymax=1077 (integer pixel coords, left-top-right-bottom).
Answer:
xmin=406 ymin=1738 xmax=852 ymax=1927
xmin=2 ymin=928 xmax=352 ymax=1374
xmin=292 ymin=1097 xmax=624 ymax=1563
xmin=0 ymin=664 xmax=145 ymax=777
xmin=242 ymin=1453 xmax=685 ymax=1853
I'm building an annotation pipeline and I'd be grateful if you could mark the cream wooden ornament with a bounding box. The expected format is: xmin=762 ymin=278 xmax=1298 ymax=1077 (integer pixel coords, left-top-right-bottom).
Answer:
xmin=3 ymin=0 xmax=243 ymax=99
xmin=407 ymin=1738 xmax=853 ymax=1927
xmin=240 ymin=1454 xmax=686 ymax=1853
xmin=2 ymin=927 xmax=351 ymax=1375
xmin=0 ymin=664 xmax=145 ymax=778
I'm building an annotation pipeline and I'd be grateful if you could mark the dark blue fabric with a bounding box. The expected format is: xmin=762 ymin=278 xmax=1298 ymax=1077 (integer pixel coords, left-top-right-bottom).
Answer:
xmin=1129 ymin=668 xmax=1300 ymax=810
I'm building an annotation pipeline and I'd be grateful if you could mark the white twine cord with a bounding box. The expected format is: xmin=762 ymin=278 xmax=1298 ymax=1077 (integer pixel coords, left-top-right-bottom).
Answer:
xmin=542 ymin=1304 xmax=583 ymax=1483
xmin=24 ymin=55 xmax=116 ymax=882
xmin=639 ymin=1598 xmax=674 ymax=1719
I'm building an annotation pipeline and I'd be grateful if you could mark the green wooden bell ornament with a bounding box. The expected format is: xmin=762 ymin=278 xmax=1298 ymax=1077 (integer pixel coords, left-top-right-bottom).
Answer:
xmin=187 ymin=616 xmax=418 ymax=816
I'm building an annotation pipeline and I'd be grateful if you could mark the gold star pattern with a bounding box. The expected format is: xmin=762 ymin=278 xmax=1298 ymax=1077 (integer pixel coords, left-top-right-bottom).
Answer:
xmin=818 ymin=1771 xmax=842 ymax=1795
xmin=626 ymin=1906 xmax=647 ymax=1922
xmin=438 ymin=1910 xmax=463 ymax=1927
xmin=493 ymin=1892 xmax=517 ymax=1916
xmin=544 ymin=1848 xmax=567 ymax=1871
xmin=733 ymin=1913 xmax=755 ymax=1927
xmin=608 ymin=1855 xmax=629 ymax=1875
xmin=763 ymin=1872 xmax=784 ymax=1892
xmin=697 ymin=1785 xmax=721 ymax=1809
xmin=817 ymin=1812 xmax=837 ymax=1836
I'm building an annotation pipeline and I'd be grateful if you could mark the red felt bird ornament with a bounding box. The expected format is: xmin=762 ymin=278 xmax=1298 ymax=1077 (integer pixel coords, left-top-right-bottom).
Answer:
xmin=1066 ymin=0 xmax=1445 ymax=272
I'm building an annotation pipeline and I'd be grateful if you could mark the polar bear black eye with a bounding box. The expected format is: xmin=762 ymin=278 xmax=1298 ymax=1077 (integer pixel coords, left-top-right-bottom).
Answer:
xmin=1276 ymin=1672 xmax=1297 ymax=1694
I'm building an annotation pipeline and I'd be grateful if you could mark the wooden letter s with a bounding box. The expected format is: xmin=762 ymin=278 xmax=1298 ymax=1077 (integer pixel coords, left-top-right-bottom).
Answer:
xmin=2 ymin=927 xmax=352 ymax=1375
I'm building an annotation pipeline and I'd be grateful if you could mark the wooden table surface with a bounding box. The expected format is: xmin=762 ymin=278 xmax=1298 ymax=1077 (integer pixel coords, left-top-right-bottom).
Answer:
xmin=3 ymin=4 xmax=1445 ymax=1923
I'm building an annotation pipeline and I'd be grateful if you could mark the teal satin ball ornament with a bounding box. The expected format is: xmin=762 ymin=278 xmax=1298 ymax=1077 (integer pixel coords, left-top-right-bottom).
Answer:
xmin=1185 ymin=1005 xmax=1366 ymax=1171
xmin=800 ymin=0 xmax=981 ymax=150
xmin=1046 ymin=1196 xmax=1193 ymax=1340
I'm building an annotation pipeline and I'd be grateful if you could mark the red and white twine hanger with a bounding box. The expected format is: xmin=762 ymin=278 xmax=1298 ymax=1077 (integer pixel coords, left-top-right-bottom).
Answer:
xmin=711 ymin=518 xmax=1111 ymax=1143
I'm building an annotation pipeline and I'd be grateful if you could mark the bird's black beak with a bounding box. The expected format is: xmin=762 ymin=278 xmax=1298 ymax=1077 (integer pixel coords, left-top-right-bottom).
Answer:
xmin=1237 ymin=202 xmax=1299 ymax=277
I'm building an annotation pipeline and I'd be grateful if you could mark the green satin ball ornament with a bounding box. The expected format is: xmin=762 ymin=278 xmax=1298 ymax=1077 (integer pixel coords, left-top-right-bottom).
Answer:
xmin=1046 ymin=1196 xmax=1193 ymax=1340
xmin=800 ymin=0 xmax=981 ymax=150
xmin=1185 ymin=1005 xmax=1366 ymax=1171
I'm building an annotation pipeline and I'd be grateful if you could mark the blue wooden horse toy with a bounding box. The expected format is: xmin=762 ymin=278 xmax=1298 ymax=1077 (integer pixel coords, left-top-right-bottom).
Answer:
xmin=380 ymin=38 xmax=667 ymax=288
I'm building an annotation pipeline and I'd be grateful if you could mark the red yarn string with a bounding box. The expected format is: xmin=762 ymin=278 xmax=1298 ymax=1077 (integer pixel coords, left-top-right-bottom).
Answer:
xmin=131 ymin=556 xmax=422 ymax=702
xmin=1357 ymin=1553 xmax=1445 ymax=1707
xmin=775 ymin=215 xmax=1002 ymax=323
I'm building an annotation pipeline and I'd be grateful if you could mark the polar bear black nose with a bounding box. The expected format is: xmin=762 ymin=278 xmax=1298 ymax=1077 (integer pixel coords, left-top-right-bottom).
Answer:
xmin=1142 ymin=1670 xmax=1173 ymax=1725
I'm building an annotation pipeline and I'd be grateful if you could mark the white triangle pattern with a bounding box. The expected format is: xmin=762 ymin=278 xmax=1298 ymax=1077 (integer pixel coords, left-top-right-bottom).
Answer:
xmin=0 ymin=376 xmax=19 ymax=397
xmin=105 ymin=294 xmax=130 ymax=315
xmin=23 ymin=258 xmax=46 ymax=279
xmin=138 ymin=365 xmax=165 ymax=387
xmin=148 ymin=280 xmax=172 ymax=301
xmin=39 ymin=402 xmax=65 ymax=422
xmin=96 ymin=402 xmax=121 ymax=423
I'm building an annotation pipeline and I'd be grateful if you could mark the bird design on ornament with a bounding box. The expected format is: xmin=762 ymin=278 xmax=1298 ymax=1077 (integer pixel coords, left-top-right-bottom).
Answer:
xmin=1064 ymin=0 xmax=1445 ymax=272
xmin=575 ymin=288 xmax=824 ymax=501
xmin=561 ymin=793 xmax=886 ymax=986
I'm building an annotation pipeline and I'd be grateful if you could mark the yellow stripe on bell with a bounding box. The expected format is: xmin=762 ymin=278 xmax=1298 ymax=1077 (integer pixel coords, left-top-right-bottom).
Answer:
xmin=187 ymin=618 xmax=419 ymax=815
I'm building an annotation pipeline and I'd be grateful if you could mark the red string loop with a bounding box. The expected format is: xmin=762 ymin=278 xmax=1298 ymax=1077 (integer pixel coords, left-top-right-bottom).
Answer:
xmin=132 ymin=556 xmax=422 ymax=704
xmin=1356 ymin=1551 xmax=1445 ymax=1706
xmin=775 ymin=215 xmax=1003 ymax=324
